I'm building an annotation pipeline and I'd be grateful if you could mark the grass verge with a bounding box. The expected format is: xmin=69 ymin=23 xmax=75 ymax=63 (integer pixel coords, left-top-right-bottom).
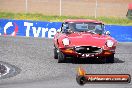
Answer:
xmin=0 ymin=12 xmax=132 ymax=25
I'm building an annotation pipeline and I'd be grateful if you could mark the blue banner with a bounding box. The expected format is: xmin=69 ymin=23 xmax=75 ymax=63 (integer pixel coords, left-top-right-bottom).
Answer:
xmin=0 ymin=19 xmax=132 ymax=42
xmin=105 ymin=25 xmax=132 ymax=42
xmin=0 ymin=19 xmax=62 ymax=38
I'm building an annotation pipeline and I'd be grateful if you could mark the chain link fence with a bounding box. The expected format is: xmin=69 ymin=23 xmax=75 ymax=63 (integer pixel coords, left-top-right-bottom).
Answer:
xmin=0 ymin=0 xmax=131 ymax=18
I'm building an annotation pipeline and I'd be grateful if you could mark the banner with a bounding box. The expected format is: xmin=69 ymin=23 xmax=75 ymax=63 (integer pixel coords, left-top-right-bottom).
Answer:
xmin=105 ymin=25 xmax=132 ymax=42
xmin=0 ymin=19 xmax=62 ymax=38
xmin=0 ymin=19 xmax=132 ymax=42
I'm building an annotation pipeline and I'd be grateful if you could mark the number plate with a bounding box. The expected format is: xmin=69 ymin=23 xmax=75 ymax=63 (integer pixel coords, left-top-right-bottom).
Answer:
xmin=82 ymin=54 xmax=94 ymax=57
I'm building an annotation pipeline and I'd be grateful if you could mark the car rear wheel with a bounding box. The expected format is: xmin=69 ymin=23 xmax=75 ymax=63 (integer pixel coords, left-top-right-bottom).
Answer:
xmin=58 ymin=51 xmax=66 ymax=63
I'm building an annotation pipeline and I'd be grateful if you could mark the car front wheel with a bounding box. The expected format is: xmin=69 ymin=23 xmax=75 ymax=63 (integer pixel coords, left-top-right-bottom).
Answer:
xmin=58 ymin=51 xmax=66 ymax=63
xmin=106 ymin=54 xmax=114 ymax=63
xmin=54 ymin=47 xmax=58 ymax=59
xmin=101 ymin=54 xmax=114 ymax=63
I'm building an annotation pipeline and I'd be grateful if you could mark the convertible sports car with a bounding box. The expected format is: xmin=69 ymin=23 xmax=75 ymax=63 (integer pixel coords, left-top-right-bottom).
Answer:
xmin=53 ymin=19 xmax=117 ymax=63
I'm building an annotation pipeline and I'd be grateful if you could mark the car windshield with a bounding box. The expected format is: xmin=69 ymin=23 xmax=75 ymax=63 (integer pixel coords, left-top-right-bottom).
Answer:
xmin=68 ymin=22 xmax=104 ymax=34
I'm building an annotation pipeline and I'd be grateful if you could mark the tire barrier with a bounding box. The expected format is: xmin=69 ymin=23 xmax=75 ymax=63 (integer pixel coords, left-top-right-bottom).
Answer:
xmin=0 ymin=19 xmax=132 ymax=42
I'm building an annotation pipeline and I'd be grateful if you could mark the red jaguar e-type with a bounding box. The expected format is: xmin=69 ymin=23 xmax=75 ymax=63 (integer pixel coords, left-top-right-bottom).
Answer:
xmin=53 ymin=19 xmax=117 ymax=63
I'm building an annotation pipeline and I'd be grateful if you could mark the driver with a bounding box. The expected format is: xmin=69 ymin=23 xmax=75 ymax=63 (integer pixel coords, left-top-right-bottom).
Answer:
xmin=95 ymin=25 xmax=103 ymax=34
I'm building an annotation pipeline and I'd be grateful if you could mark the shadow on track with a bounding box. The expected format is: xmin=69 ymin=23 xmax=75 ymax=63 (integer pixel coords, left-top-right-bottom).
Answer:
xmin=114 ymin=58 xmax=125 ymax=63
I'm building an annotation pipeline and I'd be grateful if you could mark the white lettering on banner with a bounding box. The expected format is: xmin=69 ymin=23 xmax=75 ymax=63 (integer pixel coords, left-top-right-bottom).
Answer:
xmin=24 ymin=22 xmax=33 ymax=37
xmin=48 ymin=28 xmax=57 ymax=38
xmin=42 ymin=28 xmax=48 ymax=38
xmin=24 ymin=22 xmax=59 ymax=38
xmin=32 ymin=27 xmax=41 ymax=37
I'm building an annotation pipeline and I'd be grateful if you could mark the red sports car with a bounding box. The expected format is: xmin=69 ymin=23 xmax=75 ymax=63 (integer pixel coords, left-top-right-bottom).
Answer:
xmin=53 ymin=19 xmax=117 ymax=63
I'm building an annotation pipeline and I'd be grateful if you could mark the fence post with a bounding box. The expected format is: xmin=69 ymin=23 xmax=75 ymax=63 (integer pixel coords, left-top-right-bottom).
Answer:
xmin=95 ymin=0 xmax=98 ymax=18
xmin=60 ymin=0 xmax=62 ymax=16
xmin=25 ymin=0 xmax=28 ymax=13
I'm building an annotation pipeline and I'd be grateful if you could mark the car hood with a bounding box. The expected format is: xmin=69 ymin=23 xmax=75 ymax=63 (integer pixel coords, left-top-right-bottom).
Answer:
xmin=66 ymin=32 xmax=112 ymax=47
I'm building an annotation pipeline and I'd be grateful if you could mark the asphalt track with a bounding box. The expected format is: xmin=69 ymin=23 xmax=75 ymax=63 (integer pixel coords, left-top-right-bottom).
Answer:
xmin=0 ymin=36 xmax=132 ymax=88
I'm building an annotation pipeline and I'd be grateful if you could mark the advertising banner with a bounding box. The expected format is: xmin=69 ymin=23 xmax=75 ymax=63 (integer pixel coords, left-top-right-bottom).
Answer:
xmin=105 ymin=25 xmax=132 ymax=42
xmin=0 ymin=19 xmax=132 ymax=42
xmin=0 ymin=19 xmax=62 ymax=38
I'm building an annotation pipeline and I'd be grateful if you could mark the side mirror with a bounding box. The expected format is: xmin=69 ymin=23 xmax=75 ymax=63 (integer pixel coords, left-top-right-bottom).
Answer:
xmin=62 ymin=23 xmax=68 ymax=30
xmin=105 ymin=31 xmax=110 ymax=35
xmin=62 ymin=26 xmax=67 ymax=30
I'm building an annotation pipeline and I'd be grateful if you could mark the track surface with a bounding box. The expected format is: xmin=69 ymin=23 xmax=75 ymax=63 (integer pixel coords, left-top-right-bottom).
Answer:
xmin=0 ymin=36 xmax=132 ymax=88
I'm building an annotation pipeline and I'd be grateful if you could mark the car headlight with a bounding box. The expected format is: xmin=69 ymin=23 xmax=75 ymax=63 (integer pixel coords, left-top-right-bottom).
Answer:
xmin=62 ymin=38 xmax=70 ymax=46
xmin=106 ymin=40 xmax=114 ymax=47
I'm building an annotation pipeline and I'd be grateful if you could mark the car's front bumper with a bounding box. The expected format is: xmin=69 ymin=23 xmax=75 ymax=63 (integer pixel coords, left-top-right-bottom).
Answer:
xmin=60 ymin=46 xmax=115 ymax=58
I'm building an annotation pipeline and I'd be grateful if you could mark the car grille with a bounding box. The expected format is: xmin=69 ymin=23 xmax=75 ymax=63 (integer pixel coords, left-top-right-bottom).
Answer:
xmin=74 ymin=46 xmax=102 ymax=54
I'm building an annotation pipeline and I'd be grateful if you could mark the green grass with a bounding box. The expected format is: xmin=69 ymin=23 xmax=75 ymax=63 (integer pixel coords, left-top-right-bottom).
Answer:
xmin=0 ymin=12 xmax=132 ymax=25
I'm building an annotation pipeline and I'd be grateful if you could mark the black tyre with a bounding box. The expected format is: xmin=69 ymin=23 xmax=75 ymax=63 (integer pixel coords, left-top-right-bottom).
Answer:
xmin=99 ymin=54 xmax=114 ymax=63
xmin=54 ymin=48 xmax=58 ymax=59
xmin=106 ymin=54 xmax=114 ymax=63
xmin=58 ymin=51 xmax=66 ymax=63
